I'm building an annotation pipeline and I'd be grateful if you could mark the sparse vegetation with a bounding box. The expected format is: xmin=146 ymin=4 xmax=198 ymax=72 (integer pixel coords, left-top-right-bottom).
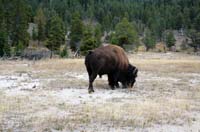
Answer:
xmin=59 ymin=45 xmax=68 ymax=58
xmin=0 ymin=53 xmax=200 ymax=131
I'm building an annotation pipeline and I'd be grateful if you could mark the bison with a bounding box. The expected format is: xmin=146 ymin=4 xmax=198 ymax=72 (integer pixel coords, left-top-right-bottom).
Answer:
xmin=85 ymin=45 xmax=138 ymax=93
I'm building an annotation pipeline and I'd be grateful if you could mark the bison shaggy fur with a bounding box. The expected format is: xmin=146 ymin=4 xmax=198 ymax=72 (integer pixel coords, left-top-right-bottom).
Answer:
xmin=85 ymin=45 xmax=138 ymax=93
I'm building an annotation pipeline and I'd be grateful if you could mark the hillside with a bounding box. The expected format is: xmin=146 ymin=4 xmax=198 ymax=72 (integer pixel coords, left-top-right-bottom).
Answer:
xmin=0 ymin=0 xmax=200 ymax=58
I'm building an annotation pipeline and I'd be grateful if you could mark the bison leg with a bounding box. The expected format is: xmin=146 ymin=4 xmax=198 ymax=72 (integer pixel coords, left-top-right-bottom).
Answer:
xmin=88 ymin=73 xmax=97 ymax=93
xmin=108 ymin=74 xmax=115 ymax=90
xmin=86 ymin=65 xmax=95 ymax=93
xmin=113 ymin=72 xmax=120 ymax=88
xmin=122 ymin=82 xmax=128 ymax=89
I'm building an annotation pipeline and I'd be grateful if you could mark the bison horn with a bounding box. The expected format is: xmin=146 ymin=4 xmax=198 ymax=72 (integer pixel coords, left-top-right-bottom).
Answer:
xmin=133 ymin=68 xmax=138 ymax=74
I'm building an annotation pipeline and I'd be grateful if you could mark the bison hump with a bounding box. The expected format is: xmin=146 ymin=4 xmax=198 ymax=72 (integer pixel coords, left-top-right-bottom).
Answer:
xmin=88 ymin=50 xmax=94 ymax=55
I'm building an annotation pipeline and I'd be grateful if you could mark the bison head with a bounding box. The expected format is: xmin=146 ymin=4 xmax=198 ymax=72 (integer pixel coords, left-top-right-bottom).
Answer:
xmin=126 ymin=64 xmax=138 ymax=88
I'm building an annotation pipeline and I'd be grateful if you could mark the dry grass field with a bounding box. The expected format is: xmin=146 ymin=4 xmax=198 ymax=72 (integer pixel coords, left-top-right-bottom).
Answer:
xmin=0 ymin=52 xmax=200 ymax=132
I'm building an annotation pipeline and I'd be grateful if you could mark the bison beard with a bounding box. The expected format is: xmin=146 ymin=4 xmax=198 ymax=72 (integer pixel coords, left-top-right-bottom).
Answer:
xmin=85 ymin=45 xmax=138 ymax=93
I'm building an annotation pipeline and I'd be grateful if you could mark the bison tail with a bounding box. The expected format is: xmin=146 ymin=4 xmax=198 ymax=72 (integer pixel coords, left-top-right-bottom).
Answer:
xmin=85 ymin=50 xmax=93 ymax=65
xmin=85 ymin=50 xmax=93 ymax=63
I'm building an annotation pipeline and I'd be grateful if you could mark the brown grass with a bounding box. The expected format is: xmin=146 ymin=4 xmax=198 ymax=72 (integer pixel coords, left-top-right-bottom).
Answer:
xmin=0 ymin=52 xmax=200 ymax=131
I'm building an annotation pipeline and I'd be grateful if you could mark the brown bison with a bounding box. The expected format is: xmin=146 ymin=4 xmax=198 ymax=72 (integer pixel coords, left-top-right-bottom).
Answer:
xmin=85 ymin=45 xmax=138 ymax=93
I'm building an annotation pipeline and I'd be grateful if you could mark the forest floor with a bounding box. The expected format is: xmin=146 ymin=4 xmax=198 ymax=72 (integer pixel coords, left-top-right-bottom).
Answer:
xmin=0 ymin=52 xmax=200 ymax=132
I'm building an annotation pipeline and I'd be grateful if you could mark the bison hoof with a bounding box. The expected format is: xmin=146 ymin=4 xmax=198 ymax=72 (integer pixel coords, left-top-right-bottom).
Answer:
xmin=122 ymin=86 xmax=127 ymax=89
xmin=88 ymin=89 xmax=94 ymax=94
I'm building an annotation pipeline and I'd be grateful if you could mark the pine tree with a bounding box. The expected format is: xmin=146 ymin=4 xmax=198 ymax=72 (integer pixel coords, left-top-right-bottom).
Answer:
xmin=0 ymin=19 xmax=7 ymax=57
xmin=0 ymin=31 xmax=7 ymax=57
xmin=194 ymin=14 xmax=200 ymax=31
xmin=110 ymin=32 xmax=118 ymax=45
xmin=114 ymin=17 xmax=138 ymax=47
xmin=11 ymin=0 xmax=30 ymax=47
xmin=80 ymin=24 xmax=97 ymax=55
xmin=183 ymin=7 xmax=191 ymax=29
xmin=60 ymin=45 xmax=68 ymax=58
xmin=34 ymin=7 xmax=46 ymax=42
xmin=94 ymin=23 xmax=102 ymax=47
xmin=143 ymin=28 xmax=156 ymax=51
xmin=166 ymin=31 xmax=176 ymax=48
xmin=0 ymin=19 xmax=11 ymax=57
xmin=32 ymin=27 xmax=38 ymax=40
xmin=70 ymin=12 xmax=84 ymax=51
xmin=188 ymin=29 xmax=200 ymax=51
xmin=47 ymin=14 xmax=65 ymax=53
xmin=176 ymin=12 xmax=183 ymax=29
xmin=15 ymin=41 xmax=24 ymax=56
xmin=0 ymin=0 xmax=3 ymax=26
xmin=3 ymin=43 xmax=11 ymax=57
xmin=102 ymin=15 xmax=110 ymax=31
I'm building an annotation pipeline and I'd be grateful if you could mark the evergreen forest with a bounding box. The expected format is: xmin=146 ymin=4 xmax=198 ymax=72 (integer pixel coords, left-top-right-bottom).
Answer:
xmin=0 ymin=0 xmax=200 ymax=57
